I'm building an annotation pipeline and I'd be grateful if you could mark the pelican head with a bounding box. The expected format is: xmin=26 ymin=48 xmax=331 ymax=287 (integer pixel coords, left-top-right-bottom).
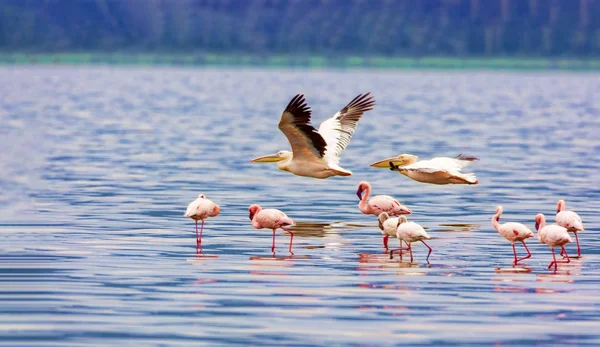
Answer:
xmin=250 ymin=150 xmax=292 ymax=163
xmin=370 ymin=153 xmax=419 ymax=168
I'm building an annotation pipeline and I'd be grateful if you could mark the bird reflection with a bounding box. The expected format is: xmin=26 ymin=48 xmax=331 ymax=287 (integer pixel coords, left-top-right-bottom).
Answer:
xmin=288 ymin=221 xmax=359 ymax=237
xmin=437 ymin=223 xmax=479 ymax=232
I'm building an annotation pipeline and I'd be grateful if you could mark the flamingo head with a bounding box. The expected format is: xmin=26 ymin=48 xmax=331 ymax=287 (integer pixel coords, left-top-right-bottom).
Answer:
xmin=377 ymin=212 xmax=389 ymax=230
xmin=556 ymin=200 xmax=565 ymax=214
xmin=370 ymin=153 xmax=417 ymax=168
xmin=494 ymin=205 xmax=503 ymax=222
xmin=198 ymin=194 xmax=205 ymax=199
xmin=356 ymin=181 xmax=370 ymax=200
xmin=250 ymin=151 xmax=291 ymax=163
xmin=398 ymin=215 xmax=409 ymax=224
xmin=248 ymin=204 xmax=262 ymax=221
xmin=534 ymin=213 xmax=545 ymax=231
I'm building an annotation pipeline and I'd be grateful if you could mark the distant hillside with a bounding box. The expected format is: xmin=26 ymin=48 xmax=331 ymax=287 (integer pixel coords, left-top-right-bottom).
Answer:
xmin=0 ymin=0 xmax=598 ymax=57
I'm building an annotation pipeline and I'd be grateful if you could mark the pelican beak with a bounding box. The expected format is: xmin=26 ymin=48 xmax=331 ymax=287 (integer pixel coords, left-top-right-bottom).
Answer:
xmin=250 ymin=153 xmax=284 ymax=163
xmin=370 ymin=157 xmax=403 ymax=168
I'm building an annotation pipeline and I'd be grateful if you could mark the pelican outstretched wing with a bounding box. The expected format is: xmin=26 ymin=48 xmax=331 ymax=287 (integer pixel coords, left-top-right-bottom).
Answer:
xmin=318 ymin=93 xmax=375 ymax=166
xmin=278 ymin=94 xmax=327 ymax=161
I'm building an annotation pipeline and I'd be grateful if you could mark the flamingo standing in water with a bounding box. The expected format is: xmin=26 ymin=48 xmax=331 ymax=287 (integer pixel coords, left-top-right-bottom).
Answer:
xmin=491 ymin=206 xmax=534 ymax=266
xmin=249 ymin=204 xmax=296 ymax=254
xmin=555 ymin=199 xmax=584 ymax=257
xmin=390 ymin=216 xmax=432 ymax=262
xmin=535 ymin=213 xmax=572 ymax=271
xmin=184 ymin=194 xmax=220 ymax=249
xmin=378 ymin=212 xmax=409 ymax=252
xmin=357 ymin=181 xmax=412 ymax=250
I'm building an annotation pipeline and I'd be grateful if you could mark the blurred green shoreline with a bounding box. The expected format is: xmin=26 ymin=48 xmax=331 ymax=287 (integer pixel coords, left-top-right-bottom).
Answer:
xmin=1 ymin=53 xmax=599 ymax=71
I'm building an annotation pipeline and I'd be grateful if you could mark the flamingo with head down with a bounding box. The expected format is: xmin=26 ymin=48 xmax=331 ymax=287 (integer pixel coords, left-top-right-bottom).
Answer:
xmin=536 ymin=213 xmax=572 ymax=272
xmin=184 ymin=194 xmax=221 ymax=250
xmin=249 ymin=204 xmax=296 ymax=255
xmin=357 ymin=181 xmax=412 ymax=250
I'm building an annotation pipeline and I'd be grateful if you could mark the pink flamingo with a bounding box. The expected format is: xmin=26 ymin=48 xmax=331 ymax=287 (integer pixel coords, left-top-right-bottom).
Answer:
xmin=535 ymin=213 xmax=573 ymax=272
xmin=491 ymin=206 xmax=534 ymax=266
xmin=556 ymin=199 xmax=584 ymax=257
xmin=184 ymin=194 xmax=220 ymax=249
xmin=357 ymin=181 xmax=412 ymax=250
xmin=249 ymin=204 xmax=296 ymax=254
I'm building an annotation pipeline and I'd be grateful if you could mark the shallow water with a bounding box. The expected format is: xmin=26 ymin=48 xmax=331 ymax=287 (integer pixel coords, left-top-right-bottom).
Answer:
xmin=1 ymin=66 xmax=600 ymax=346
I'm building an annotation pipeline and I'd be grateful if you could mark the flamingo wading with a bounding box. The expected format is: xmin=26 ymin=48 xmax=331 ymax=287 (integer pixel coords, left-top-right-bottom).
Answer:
xmin=491 ymin=206 xmax=534 ymax=266
xmin=184 ymin=194 xmax=221 ymax=249
xmin=555 ymin=199 xmax=584 ymax=257
xmin=370 ymin=154 xmax=479 ymax=185
xmin=378 ymin=212 xmax=409 ymax=252
xmin=536 ymin=213 xmax=572 ymax=272
xmin=249 ymin=204 xmax=296 ymax=254
xmin=390 ymin=216 xmax=432 ymax=262
xmin=250 ymin=93 xmax=375 ymax=178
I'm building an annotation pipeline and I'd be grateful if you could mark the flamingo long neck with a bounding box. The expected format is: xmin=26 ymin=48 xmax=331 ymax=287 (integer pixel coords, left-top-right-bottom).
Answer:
xmin=492 ymin=209 xmax=502 ymax=230
xmin=358 ymin=185 xmax=372 ymax=213
xmin=557 ymin=201 xmax=565 ymax=213
xmin=537 ymin=216 xmax=546 ymax=231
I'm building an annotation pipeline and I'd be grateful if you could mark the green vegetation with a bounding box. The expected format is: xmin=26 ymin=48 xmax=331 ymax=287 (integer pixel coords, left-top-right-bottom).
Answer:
xmin=0 ymin=53 xmax=599 ymax=71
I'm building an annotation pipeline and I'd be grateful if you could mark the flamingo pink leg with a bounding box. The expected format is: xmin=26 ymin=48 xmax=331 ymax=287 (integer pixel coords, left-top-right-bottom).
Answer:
xmin=511 ymin=244 xmax=518 ymax=264
xmin=421 ymin=240 xmax=432 ymax=261
xmin=516 ymin=241 xmax=532 ymax=264
xmin=383 ymin=235 xmax=389 ymax=251
xmin=271 ymin=229 xmax=276 ymax=253
xmin=389 ymin=240 xmax=410 ymax=260
xmin=574 ymin=232 xmax=581 ymax=257
xmin=195 ymin=220 xmax=199 ymax=246
xmin=408 ymin=244 xmax=414 ymax=263
xmin=548 ymin=247 xmax=558 ymax=271
xmin=283 ymin=228 xmax=294 ymax=255
xmin=561 ymin=246 xmax=571 ymax=264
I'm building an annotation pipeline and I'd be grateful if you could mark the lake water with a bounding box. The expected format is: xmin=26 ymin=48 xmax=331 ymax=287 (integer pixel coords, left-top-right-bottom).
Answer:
xmin=1 ymin=66 xmax=599 ymax=346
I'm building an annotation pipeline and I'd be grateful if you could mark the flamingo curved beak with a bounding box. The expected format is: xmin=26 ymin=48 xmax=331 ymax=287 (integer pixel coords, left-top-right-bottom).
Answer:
xmin=370 ymin=157 xmax=403 ymax=168
xmin=356 ymin=189 xmax=363 ymax=200
xmin=535 ymin=222 xmax=540 ymax=231
xmin=250 ymin=153 xmax=284 ymax=163
xmin=249 ymin=212 xmax=255 ymax=221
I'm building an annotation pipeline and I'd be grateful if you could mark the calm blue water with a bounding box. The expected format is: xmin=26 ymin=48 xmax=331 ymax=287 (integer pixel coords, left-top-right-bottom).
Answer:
xmin=1 ymin=66 xmax=600 ymax=346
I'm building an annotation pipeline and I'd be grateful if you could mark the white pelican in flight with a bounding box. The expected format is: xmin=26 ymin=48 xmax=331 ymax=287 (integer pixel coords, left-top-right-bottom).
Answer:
xmin=370 ymin=154 xmax=479 ymax=185
xmin=251 ymin=93 xmax=375 ymax=179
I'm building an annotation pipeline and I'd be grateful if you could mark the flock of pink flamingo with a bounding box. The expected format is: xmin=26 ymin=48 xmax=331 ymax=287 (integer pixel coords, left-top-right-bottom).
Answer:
xmin=183 ymin=93 xmax=585 ymax=272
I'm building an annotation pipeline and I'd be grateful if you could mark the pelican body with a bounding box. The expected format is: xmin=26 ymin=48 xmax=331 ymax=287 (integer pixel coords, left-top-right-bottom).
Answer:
xmin=357 ymin=181 xmax=412 ymax=219
xmin=184 ymin=194 xmax=221 ymax=249
xmin=535 ymin=213 xmax=572 ymax=271
xmin=555 ymin=199 xmax=584 ymax=257
xmin=371 ymin=154 xmax=478 ymax=185
xmin=390 ymin=216 xmax=432 ymax=262
xmin=251 ymin=93 xmax=375 ymax=178
xmin=249 ymin=204 xmax=296 ymax=254
xmin=491 ymin=206 xmax=534 ymax=265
